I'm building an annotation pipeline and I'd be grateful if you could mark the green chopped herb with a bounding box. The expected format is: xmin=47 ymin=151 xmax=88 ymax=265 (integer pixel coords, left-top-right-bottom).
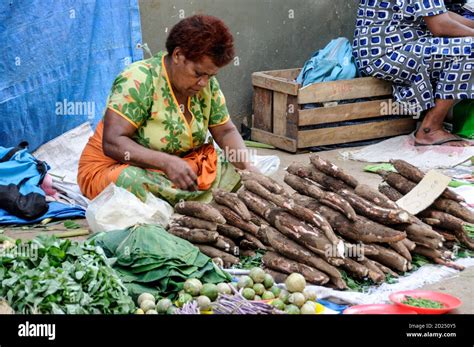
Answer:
xmin=233 ymin=250 xmax=265 ymax=269
xmin=401 ymin=296 xmax=444 ymax=309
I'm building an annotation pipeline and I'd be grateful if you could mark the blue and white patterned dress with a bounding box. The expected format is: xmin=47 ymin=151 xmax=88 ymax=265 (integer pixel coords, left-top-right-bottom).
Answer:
xmin=353 ymin=0 xmax=473 ymax=113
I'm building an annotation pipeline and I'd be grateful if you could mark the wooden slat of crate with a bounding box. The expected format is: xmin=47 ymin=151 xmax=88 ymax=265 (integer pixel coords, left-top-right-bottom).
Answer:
xmin=273 ymin=92 xmax=288 ymax=136
xmin=251 ymin=128 xmax=297 ymax=152
xmin=286 ymin=95 xmax=299 ymax=139
xmin=297 ymin=118 xmax=416 ymax=148
xmin=253 ymin=86 xmax=273 ymax=132
xmin=298 ymin=77 xmax=392 ymax=104
xmin=264 ymin=68 xmax=301 ymax=80
xmin=299 ymin=98 xmax=393 ymax=126
xmin=252 ymin=72 xmax=299 ymax=96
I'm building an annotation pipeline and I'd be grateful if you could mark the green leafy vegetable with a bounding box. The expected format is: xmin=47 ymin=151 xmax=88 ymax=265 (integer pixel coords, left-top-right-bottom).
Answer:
xmin=463 ymin=224 xmax=474 ymax=238
xmin=339 ymin=269 xmax=377 ymax=292
xmin=401 ymin=296 xmax=444 ymax=309
xmin=0 ymin=236 xmax=134 ymax=314
xmin=233 ymin=250 xmax=265 ymax=269
xmin=363 ymin=163 xmax=396 ymax=174
xmin=63 ymin=220 xmax=81 ymax=229
xmin=410 ymin=254 xmax=431 ymax=271
xmin=244 ymin=140 xmax=276 ymax=149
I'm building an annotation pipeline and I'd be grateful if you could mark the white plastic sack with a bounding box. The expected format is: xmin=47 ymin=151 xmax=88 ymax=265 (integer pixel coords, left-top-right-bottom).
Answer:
xmin=85 ymin=183 xmax=173 ymax=233
xmin=250 ymin=154 xmax=280 ymax=176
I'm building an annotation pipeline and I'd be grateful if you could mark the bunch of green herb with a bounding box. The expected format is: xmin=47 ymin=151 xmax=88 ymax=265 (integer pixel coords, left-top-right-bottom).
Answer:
xmin=401 ymin=296 xmax=444 ymax=309
xmin=0 ymin=236 xmax=134 ymax=314
xmin=340 ymin=269 xmax=374 ymax=292
xmin=464 ymin=224 xmax=474 ymax=239
xmin=234 ymin=250 xmax=265 ymax=270
xmin=410 ymin=254 xmax=431 ymax=271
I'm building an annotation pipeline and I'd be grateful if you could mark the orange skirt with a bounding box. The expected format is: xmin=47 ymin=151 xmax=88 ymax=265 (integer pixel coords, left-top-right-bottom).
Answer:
xmin=77 ymin=120 xmax=218 ymax=200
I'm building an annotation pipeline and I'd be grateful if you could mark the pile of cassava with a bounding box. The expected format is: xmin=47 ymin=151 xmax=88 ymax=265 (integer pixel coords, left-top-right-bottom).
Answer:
xmin=168 ymin=200 xmax=241 ymax=268
xmin=167 ymin=155 xmax=473 ymax=290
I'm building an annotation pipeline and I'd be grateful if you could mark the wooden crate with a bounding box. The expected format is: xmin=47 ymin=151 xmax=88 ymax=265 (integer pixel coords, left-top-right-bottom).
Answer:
xmin=251 ymin=68 xmax=417 ymax=152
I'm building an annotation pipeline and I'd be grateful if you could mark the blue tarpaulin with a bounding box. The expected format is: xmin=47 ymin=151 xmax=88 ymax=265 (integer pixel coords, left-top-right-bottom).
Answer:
xmin=0 ymin=201 xmax=86 ymax=225
xmin=0 ymin=0 xmax=144 ymax=151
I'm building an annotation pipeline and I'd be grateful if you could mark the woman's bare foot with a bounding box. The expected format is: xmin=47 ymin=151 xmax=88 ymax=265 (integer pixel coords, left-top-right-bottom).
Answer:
xmin=415 ymin=99 xmax=471 ymax=147
xmin=415 ymin=127 xmax=471 ymax=147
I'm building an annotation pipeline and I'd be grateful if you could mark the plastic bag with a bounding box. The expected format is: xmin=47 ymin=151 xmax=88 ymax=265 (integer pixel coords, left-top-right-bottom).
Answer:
xmin=85 ymin=183 xmax=173 ymax=233
xmin=206 ymin=131 xmax=280 ymax=176
xmin=250 ymin=155 xmax=280 ymax=176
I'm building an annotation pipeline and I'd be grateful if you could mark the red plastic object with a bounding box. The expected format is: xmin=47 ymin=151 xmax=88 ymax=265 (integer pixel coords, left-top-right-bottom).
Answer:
xmin=343 ymin=304 xmax=417 ymax=314
xmin=389 ymin=290 xmax=462 ymax=314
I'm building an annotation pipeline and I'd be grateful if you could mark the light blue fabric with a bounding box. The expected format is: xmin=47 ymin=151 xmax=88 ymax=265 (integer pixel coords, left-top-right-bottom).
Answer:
xmin=0 ymin=146 xmax=48 ymax=196
xmin=297 ymin=38 xmax=358 ymax=87
xmin=0 ymin=202 xmax=85 ymax=225
xmin=0 ymin=0 xmax=144 ymax=151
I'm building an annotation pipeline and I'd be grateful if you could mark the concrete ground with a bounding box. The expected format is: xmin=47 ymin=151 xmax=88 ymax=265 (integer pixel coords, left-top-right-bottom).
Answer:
xmin=2 ymin=146 xmax=472 ymax=313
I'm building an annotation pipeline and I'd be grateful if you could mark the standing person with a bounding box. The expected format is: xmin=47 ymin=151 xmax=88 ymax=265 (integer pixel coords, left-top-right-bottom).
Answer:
xmin=78 ymin=15 xmax=258 ymax=204
xmin=353 ymin=0 xmax=473 ymax=146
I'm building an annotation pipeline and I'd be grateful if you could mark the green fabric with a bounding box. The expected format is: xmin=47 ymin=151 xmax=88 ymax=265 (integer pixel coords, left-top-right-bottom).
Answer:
xmin=449 ymin=180 xmax=474 ymax=188
xmin=453 ymin=100 xmax=474 ymax=139
xmin=91 ymin=224 xmax=231 ymax=299
xmin=363 ymin=163 xmax=396 ymax=173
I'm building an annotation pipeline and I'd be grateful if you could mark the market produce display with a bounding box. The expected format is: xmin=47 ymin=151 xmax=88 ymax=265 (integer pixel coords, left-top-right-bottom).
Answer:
xmin=168 ymin=194 xmax=269 ymax=267
xmin=376 ymin=159 xmax=474 ymax=265
xmin=131 ymin=277 xmax=234 ymax=315
xmin=131 ymin=267 xmax=322 ymax=315
xmin=91 ymin=224 xmax=232 ymax=299
xmin=0 ymin=236 xmax=135 ymax=314
xmin=169 ymin=200 xmax=240 ymax=267
xmin=162 ymin=158 xmax=472 ymax=292
xmin=231 ymin=157 xmax=469 ymax=290
xmin=2 ymin=156 xmax=470 ymax=316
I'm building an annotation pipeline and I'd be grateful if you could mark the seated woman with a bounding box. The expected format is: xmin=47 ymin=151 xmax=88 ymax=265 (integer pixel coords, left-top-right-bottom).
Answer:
xmin=78 ymin=15 xmax=257 ymax=205
xmin=353 ymin=0 xmax=473 ymax=146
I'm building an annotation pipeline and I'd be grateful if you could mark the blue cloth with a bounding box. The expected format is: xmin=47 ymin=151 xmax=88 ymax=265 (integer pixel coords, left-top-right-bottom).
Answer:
xmin=0 ymin=145 xmax=85 ymax=224
xmin=297 ymin=38 xmax=357 ymax=87
xmin=464 ymin=9 xmax=474 ymax=20
xmin=0 ymin=0 xmax=144 ymax=151
xmin=0 ymin=147 xmax=48 ymax=196
xmin=0 ymin=202 xmax=85 ymax=225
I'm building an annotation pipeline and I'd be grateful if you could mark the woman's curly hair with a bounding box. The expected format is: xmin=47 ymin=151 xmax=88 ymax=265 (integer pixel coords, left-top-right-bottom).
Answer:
xmin=166 ymin=15 xmax=235 ymax=67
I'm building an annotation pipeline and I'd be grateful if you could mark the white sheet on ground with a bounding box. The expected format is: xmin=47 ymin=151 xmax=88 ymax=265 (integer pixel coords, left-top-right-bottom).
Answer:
xmin=341 ymin=134 xmax=474 ymax=170
xmin=33 ymin=122 xmax=93 ymax=183
xmin=306 ymin=258 xmax=474 ymax=305
xmin=33 ymin=122 xmax=93 ymax=207
xmin=451 ymin=186 xmax=474 ymax=210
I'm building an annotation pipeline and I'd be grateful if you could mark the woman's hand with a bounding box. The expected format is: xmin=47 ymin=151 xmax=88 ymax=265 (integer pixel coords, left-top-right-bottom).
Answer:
xmin=163 ymin=155 xmax=198 ymax=191
xmin=424 ymin=12 xmax=474 ymax=37
xmin=241 ymin=163 xmax=261 ymax=174
xmin=103 ymin=110 xmax=198 ymax=191
xmin=210 ymin=120 xmax=257 ymax=172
